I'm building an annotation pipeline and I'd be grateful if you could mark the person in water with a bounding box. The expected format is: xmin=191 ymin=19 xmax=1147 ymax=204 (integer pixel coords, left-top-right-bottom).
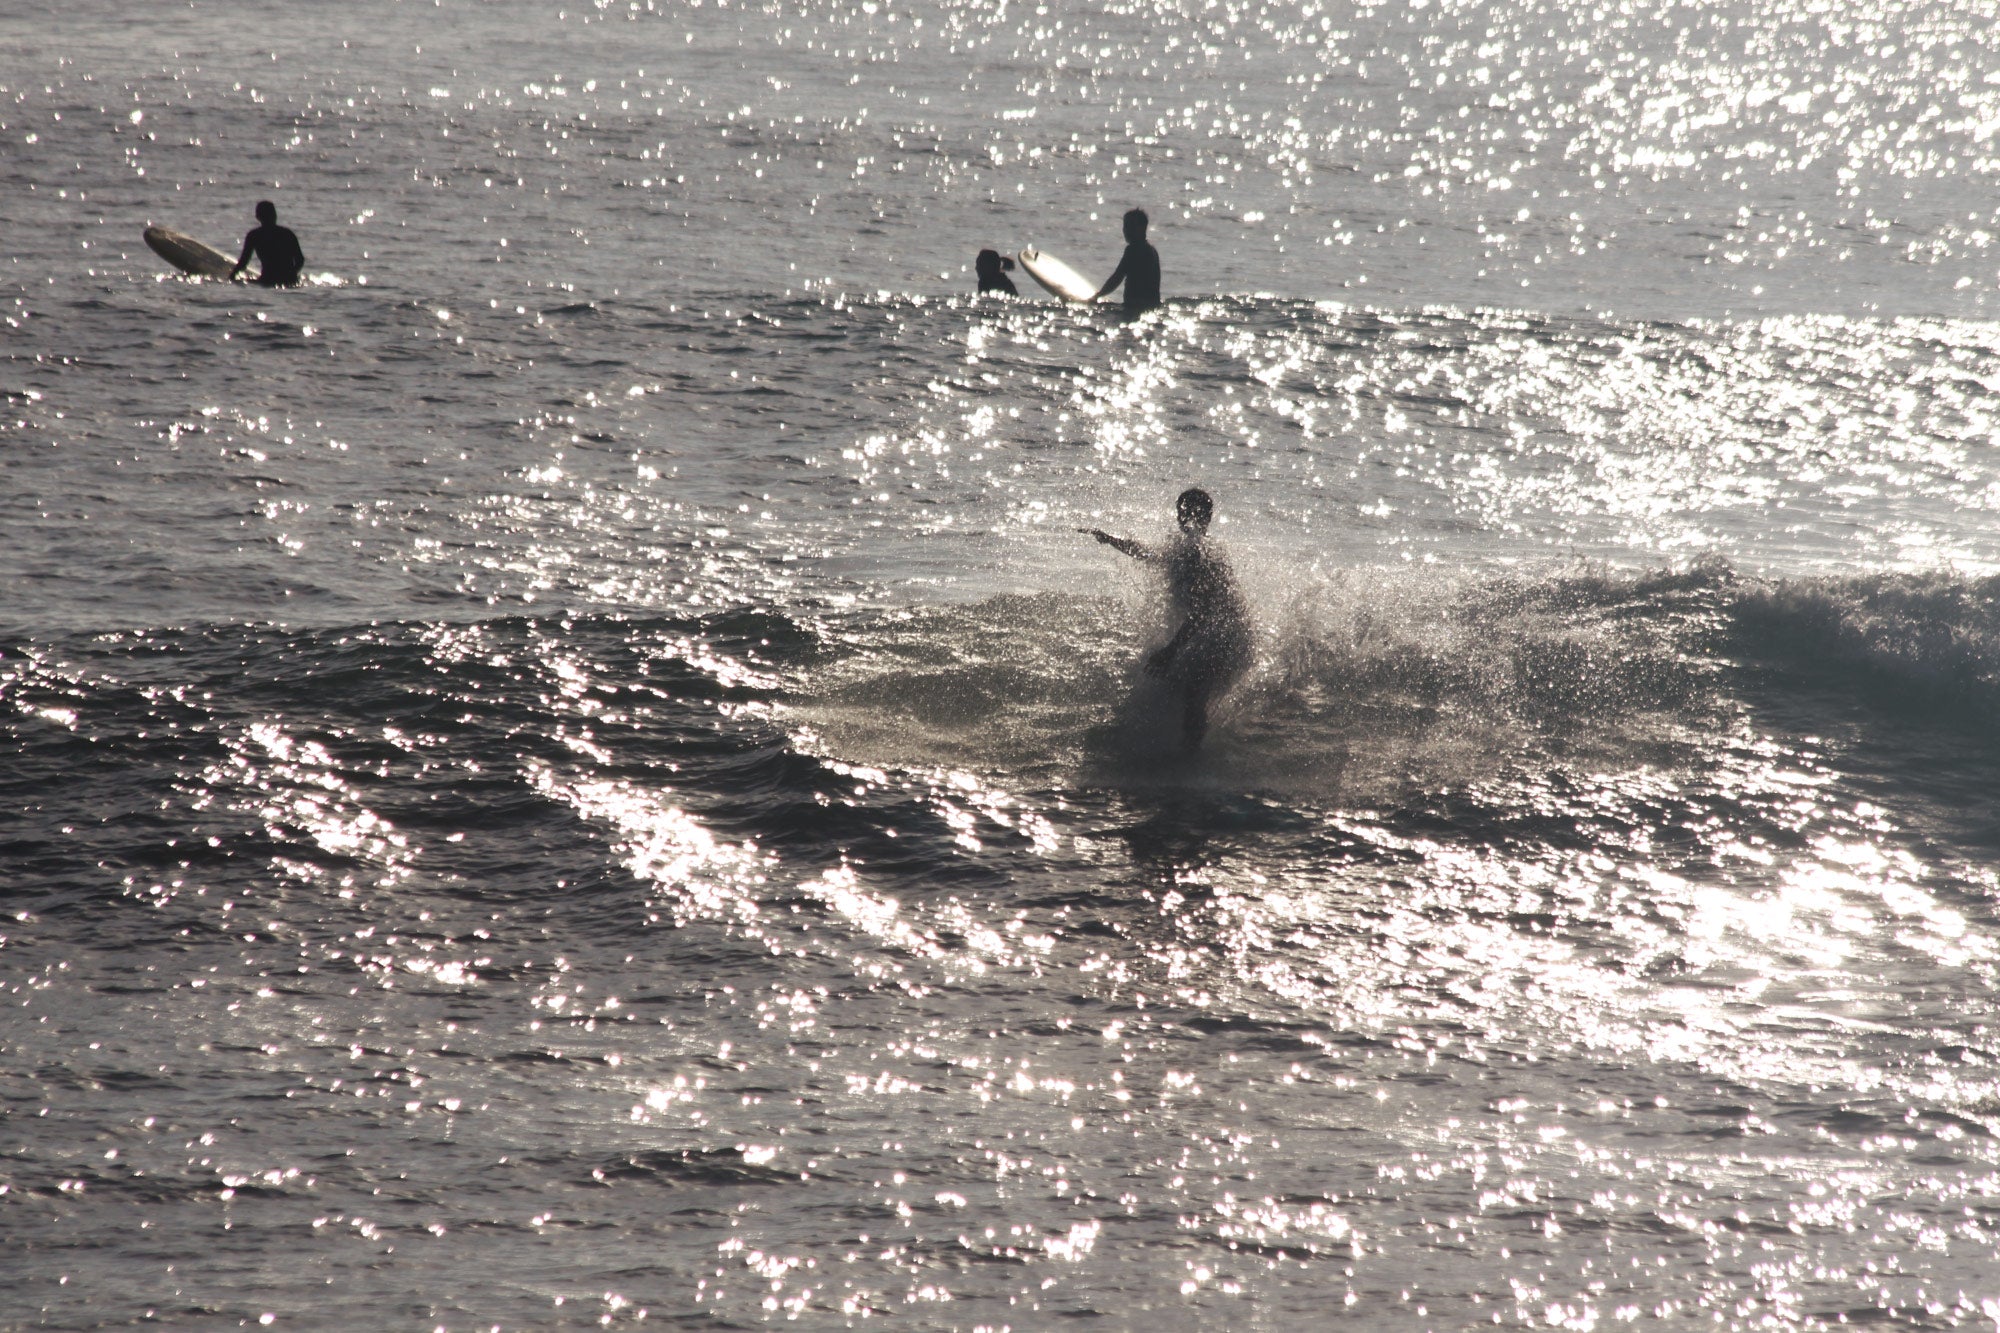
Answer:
xmin=1084 ymin=487 xmax=1252 ymax=751
xmin=1093 ymin=207 xmax=1161 ymax=313
xmin=228 ymin=200 xmax=306 ymax=287
xmin=975 ymin=249 xmax=1018 ymax=295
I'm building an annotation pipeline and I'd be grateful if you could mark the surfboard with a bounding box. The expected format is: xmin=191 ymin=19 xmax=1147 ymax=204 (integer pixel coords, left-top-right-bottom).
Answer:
xmin=1018 ymin=247 xmax=1097 ymax=303
xmin=144 ymin=225 xmax=235 ymax=279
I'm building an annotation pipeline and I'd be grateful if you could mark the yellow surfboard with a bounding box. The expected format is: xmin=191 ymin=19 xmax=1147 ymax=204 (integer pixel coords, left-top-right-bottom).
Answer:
xmin=144 ymin=225 xmax=234 ymax=279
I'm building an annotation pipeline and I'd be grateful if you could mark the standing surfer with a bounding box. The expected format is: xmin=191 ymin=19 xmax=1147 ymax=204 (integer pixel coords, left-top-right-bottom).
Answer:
xmin=1093 ymin=207 xmax=1161 ymax=313
xmin=1083 ymin=487 xmax=1252 ymax=751
xmin=975 ymin=249 xmax=1019 ymax=295
xmin=228 ymin=200 xmax=306 ymax=287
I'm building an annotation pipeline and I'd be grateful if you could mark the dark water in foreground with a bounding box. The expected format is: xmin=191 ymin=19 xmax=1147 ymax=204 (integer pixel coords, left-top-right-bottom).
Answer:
xmin=8 ymin=0 xmax=2000 ymax=1328
xmin=9 ymin=568 xmax=2000 ymax=1328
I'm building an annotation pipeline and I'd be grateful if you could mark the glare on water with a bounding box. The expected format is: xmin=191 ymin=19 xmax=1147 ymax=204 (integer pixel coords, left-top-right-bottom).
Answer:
xmin=4 ymin=0 xmax=2000 ymax=1327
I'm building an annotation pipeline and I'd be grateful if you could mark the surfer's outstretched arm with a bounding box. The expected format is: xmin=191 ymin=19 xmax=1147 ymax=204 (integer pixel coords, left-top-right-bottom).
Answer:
xmin=1080 ymin=527 xmax=1151 ymax=561
xmin=1092 ymin=257 xmax=1128 ymax=303
xmin=227 ymin=236 xmax=253 ymax=282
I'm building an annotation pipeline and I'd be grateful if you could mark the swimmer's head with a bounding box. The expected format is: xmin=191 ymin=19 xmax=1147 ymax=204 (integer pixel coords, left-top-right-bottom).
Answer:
xmin=975 ymin=248 xmax=1014 ymax=278
xmin=255 ymin=200 xmax=278 ymax=224
xmin=1176 ymin=486 xmax=1213 ymax=531
xmin=1124 ymin=208 xmax=1149 ymax=243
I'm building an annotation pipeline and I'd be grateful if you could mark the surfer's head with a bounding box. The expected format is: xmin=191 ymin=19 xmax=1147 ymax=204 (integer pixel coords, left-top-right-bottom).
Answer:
xmin=255 ymin=200 xmax=277 ymax=225
xmin=975 ymin=249 xmax=1013 ymax=279
xmin=1176 ymin=486 xmax=1213 ymax=532
xmin=1123 ymin=208 xmax=1149 ymax=243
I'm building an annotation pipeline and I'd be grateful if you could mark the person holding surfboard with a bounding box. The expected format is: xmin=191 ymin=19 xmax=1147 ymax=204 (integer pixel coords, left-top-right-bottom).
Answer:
xmin=228 ymin=201 xmax=306 ymax=287
xmin=1083 ymin=487 xmax=1252 ymax=751
xmin=1093 ymin=208 xmax=1161 ymax=313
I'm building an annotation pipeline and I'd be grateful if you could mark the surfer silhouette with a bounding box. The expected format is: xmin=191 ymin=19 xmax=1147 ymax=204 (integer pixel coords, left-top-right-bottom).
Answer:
xmin=228 ymin=201 xmax=306 ymax=287
xmin=975 ymin=249 xmax=1018 ymax=295
xmin=1083 ymin=487 xmax=1252 ymax=751
xmin=1093 ymin=207 xmax=1161 ymax=313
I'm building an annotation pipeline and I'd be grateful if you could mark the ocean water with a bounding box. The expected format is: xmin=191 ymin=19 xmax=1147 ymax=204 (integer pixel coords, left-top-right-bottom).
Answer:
xmin=7 ymin=0 xmax=2000 ymax=1328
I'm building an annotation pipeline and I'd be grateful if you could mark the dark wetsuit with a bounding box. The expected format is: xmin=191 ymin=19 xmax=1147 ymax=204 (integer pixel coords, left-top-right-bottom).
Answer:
xmin=1091 ymin=523 xmax=1252 ymax=749
xmin=238 ymin=223 xmax=305 ymax=287
xmin=975 ymin=250 xmax=1018 ymax=295
xmin=1102 ymin=239 xmax=1161 ymax=312
xmin=1151 ymin=532 xmax=1252 ymax=692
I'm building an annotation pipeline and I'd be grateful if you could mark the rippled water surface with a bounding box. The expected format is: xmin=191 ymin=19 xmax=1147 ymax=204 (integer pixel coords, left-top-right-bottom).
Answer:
xmin=6 ymin=1 xmax=2000 ymax=1329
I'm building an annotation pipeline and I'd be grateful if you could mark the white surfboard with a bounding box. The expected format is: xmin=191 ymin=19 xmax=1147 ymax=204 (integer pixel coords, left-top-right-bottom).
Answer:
xmin=144 ymin=224 xmax=235 ymax=279
xmin=1018 ymin=247 xmax=1097 ymax=303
